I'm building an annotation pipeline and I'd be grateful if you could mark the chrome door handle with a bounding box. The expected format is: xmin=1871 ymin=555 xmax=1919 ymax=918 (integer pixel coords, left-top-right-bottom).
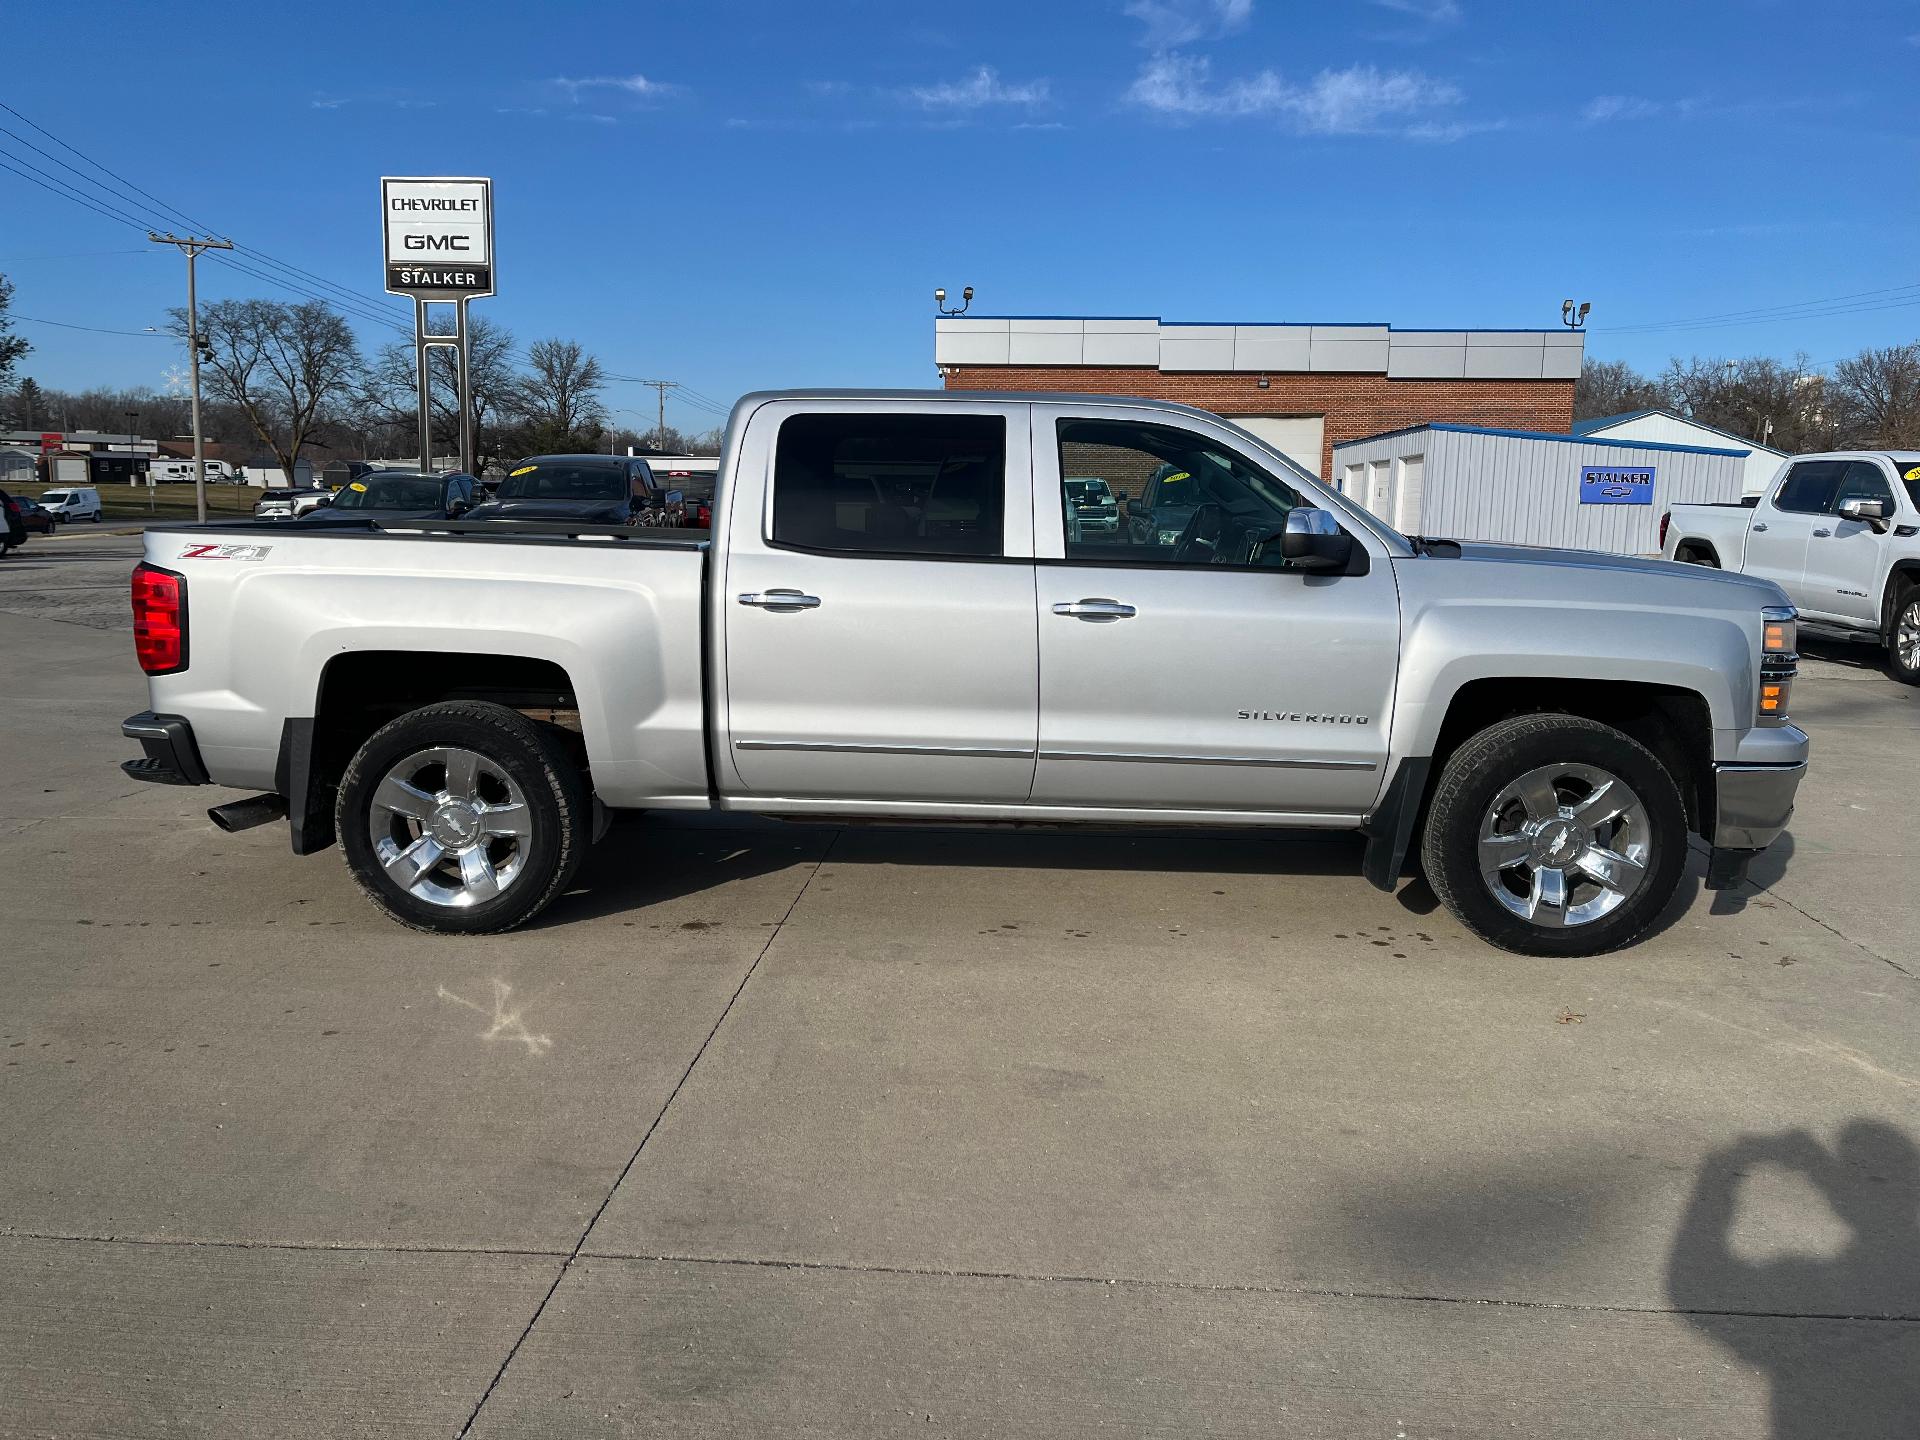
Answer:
xmin=1052 ymin=598 xmax=1137 ymax=621
xmin=737 ymin=589 xmax=821 ymax=611
xmin=1751 ymin=523 xmax=1769 ymax=532
xmin=1811 ymin=528 xmax=1831 ymax=537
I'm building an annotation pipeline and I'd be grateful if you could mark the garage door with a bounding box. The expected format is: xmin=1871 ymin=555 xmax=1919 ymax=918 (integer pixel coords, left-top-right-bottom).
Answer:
xmin=1228 ymin=415 xmax=1326 ymax=479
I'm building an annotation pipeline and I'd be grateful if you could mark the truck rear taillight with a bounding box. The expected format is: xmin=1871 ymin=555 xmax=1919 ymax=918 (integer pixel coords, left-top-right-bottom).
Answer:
xmin=131 ymin=562 xmax=188 ymax=675
xmin=1658 ymin=511 xmax=1670 ymax=550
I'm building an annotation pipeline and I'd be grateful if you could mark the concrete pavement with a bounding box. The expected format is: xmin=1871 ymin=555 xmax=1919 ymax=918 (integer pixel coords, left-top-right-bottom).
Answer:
xmin=2 ymin=537 xmax=1915 ymax=1437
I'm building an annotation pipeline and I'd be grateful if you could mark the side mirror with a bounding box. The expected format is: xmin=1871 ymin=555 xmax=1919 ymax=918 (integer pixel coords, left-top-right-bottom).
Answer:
xmin=1838 ymin=497 xmax=1889 ymax=529
xmin=449 ymin=498 xmax=471 ymax=516
xmin=1126 ymin=497 xmax=1150 ymax=518
xmin=1276 ymin=507 xmax=1355 ymax=572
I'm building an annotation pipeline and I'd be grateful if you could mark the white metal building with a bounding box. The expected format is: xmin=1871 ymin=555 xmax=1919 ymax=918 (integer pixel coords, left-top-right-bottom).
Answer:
xmin=1331 ymin=423 xmax=1747 ymax=555
xmin=1574 ymin=408 xmax=1785 ymax=496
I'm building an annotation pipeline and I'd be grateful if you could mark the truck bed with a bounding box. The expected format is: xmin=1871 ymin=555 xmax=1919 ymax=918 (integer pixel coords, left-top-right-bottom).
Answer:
xmin=140 ymin=516 xmax=715 ymax=810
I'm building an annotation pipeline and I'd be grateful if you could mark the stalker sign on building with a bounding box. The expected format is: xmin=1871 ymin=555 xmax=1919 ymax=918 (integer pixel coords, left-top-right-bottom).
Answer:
xmin=382 ymin=177 xmax=493 ymax=298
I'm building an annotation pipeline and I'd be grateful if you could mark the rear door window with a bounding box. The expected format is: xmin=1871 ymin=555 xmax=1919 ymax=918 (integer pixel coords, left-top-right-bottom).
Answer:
xmin=772 ymin=412 xmax=1006 ymax=558
xmin=1774 ymin=460 xmax=1846 ymax=514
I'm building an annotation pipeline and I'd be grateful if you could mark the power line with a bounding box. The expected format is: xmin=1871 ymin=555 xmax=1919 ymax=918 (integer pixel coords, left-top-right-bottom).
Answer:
xmin=1597 ymin=281 xmax=1920 ymax=336
xmin=9 ymin=311 xmax=170 ymax=337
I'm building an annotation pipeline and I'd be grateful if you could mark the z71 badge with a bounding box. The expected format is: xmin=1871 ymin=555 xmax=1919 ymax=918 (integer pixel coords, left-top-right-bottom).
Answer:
xmin=178 ymin=543 xmax=273 ymax=562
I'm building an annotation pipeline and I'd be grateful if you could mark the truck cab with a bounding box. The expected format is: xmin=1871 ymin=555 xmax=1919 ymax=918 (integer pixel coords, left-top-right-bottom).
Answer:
xmin=1665 ymin=450 xmax=1920 ymax=681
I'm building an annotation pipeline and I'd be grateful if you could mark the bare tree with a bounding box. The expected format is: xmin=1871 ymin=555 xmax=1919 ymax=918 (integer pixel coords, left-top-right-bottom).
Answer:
xmin=1828 ymin=343 xmax=1920 ymax=449
xmin=363 ymin=315 xmax=521 ymax=468
xmin=1660 ymin=352 xmax=1835 ymax=454
xmin=520 ymin=338 xmax=606 ymax=439
xmin=1574 ymin=358 xmax=1662 ymax=421
xmin=0 ymin=275 xmax=32 ymax=392
xmin=174 ymin=299 xmax=363 ymax=483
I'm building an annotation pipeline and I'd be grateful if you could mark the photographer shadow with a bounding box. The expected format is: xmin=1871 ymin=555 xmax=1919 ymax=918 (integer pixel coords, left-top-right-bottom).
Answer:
xmin=1667 ymin=1122 xmax=1920 ymax=1437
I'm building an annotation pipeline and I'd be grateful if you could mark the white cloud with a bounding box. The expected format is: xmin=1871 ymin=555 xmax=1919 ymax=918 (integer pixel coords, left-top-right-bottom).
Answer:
xmin=908 ymin=66 xmax=1051 ymax=109
xmin=552 ymin=74 xmax=678 ymax=100
xmin=1582 ymin=94 xmax=1663 ymax=123
xmin=1128 ymin=55 xmax=1464 ymax=136
xmin=1372 ymin=0 xmax=1462 ymax=22
xmin=1124 ymin=0 xmax=1254 ymax=48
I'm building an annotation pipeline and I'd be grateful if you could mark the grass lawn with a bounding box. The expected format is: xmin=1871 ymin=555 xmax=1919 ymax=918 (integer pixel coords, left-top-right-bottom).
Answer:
xmin=13 ymin=481 xmax=265 ymax=522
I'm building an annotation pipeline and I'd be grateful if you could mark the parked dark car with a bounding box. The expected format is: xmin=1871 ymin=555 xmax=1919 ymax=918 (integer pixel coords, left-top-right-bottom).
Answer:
xmin=464 ymin=455 xmax=686 ymax=526
xmin=0 ymin=489 xmax=27 ymax=556
xmin=13 ymin=496 xmax=58 ymax=535
xmin=315 ymin=470 xmax=481 ymax=521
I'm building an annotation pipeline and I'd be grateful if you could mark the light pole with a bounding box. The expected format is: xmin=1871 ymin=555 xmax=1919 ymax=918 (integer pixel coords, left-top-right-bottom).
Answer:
xmin=935 ymin=286 xmax=975 ymax=317
xmin=149 ymin=231 xmax=234 ymax=524
xmin=126 ymin=409 xmax=149 ymax=512
xmin=1560 ymin=299 xmax=1591 ymax=331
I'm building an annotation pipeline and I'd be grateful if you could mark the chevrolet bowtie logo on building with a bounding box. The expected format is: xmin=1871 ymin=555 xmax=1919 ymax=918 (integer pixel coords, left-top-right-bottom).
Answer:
xmin=1237 ymin=710 xmax=1372 ymax=724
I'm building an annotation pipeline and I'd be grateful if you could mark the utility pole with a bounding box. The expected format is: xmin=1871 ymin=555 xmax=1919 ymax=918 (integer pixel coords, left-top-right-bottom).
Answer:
xmin=636 ymin=379 xmax=679 ymax=449
xmin=149 ymin=232 xmax=234 ymax=524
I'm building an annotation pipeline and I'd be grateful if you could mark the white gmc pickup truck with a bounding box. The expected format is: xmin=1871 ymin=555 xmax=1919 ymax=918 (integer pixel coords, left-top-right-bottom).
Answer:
xmin=1662 ymin=450 xmax=1920 ymax=684
xmin=122 ymin=390 xmax=1809 ymax=956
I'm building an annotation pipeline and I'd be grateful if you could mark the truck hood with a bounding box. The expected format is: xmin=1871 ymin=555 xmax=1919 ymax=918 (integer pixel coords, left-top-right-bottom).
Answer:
xmin=466 ymin=498 xmax=632 ymax=524
xmin=1433 ymin=540 xmax=1787 ymax=602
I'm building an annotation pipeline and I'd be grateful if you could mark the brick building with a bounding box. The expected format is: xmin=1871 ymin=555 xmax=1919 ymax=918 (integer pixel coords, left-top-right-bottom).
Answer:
xmin=936 ymin=316 xmax=1583 ymax=478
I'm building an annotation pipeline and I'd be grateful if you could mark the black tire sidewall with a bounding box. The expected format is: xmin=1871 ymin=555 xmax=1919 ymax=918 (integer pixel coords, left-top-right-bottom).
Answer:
xmin=1423 ymin=717 xmax=1688 ymax=957
xmin=337 ymin=703 xmax=584 ymax=934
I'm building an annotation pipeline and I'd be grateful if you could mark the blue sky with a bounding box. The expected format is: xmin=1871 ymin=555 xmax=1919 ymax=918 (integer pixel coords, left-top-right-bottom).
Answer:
xmin=4 ymin=0 xmax=1916 ymax=430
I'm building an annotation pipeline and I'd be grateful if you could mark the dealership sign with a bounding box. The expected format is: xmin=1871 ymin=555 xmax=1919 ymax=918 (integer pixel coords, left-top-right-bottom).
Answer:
xmin=381 ymin=177 xmax=494 ymax=298
xmin=1579 ymin=464 xmax=1654 ymax=505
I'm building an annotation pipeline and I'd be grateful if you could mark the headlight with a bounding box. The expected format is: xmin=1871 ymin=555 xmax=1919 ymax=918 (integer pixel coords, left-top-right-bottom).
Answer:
xmin=1758 ymin=604 xmax=1797 ymax=723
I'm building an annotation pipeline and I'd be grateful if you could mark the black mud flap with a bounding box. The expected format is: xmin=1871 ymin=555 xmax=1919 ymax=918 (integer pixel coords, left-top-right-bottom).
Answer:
xmin=1360 ymin=757 xmax=1430 ymax=892
xmin=274 ymin=717 xmax=336 ymax=855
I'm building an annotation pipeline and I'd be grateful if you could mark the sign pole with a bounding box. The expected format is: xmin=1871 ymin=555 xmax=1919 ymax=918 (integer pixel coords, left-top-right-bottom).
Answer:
xmin=382 ymin=177 xmax=494 ymax=479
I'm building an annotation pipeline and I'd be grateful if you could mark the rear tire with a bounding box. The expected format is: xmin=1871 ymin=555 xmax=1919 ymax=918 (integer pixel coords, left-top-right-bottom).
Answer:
xmin=1888 ymin=584 xmax=1920 ymax=687
xmin=336 ymin=701 xmax=590 ymax=934
xmin=1421 ymin=713 xmax=1688 ymax=957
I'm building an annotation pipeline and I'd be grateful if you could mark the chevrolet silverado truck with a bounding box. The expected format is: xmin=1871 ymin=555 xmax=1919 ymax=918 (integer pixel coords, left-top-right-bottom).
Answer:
xmin=120 ymin=391 xmax=1809 ymax=956
xmin=1662 ymin=450 xmax=1920 ymax=684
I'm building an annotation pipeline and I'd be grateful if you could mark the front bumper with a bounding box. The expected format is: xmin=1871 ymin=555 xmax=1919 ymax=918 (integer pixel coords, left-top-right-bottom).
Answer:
xmin=121 ymin=711 xmax=208 ymax=786
xmin=1704 ymin=726 xmax=1809 ymax=888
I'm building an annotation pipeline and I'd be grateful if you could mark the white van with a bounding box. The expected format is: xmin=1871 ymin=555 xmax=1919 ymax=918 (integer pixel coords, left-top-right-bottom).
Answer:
xmin=39 ymin=487 xmax=103 ymax=523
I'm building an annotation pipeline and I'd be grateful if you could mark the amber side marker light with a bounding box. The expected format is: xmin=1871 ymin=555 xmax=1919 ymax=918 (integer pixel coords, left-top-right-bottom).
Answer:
xmin=1758 ymin=604 xmax=1797 ymax=723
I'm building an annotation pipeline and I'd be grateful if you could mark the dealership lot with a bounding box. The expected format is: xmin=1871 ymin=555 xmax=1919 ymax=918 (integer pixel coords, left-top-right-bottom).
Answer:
xmin=3 ymin=535 xmax=1917 ymax=1436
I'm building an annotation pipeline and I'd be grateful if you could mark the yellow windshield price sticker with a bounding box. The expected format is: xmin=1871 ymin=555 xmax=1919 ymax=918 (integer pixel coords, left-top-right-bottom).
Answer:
xmin=1905 ymin=466 xmax=1920 ymax=482
xmin=510 ymin=465 xmax=537 ymax=476
xmin=348 ymin=481 xmax=367 ymax=492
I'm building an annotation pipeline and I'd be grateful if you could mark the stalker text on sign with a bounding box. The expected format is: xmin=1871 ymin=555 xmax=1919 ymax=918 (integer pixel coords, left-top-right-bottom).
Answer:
xmin=1579 ymin=464 xmax=1655 ymax=506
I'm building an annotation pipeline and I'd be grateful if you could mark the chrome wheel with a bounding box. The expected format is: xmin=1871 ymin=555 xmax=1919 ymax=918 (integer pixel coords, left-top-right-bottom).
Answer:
xmin=1478 ymin=762 xmax=1651 ymax=929
xmin=1898 ymin=600 xmax=1920 ymax=673
xmin=367 ymin=746 xmax=532 ymax=908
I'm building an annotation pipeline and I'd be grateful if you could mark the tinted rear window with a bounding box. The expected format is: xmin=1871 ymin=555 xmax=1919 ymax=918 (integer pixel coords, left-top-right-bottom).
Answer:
xmin=771 ymin=412 xmax=1005 ymax=558
xmin=1774 ymin=460 xmax=1846 ymax=514
xmin=498 ymin=463 xmax=626 ymax=502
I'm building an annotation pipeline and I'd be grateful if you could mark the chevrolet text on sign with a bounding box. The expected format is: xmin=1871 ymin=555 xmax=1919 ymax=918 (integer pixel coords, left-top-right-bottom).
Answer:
xmin=1578 ymin=464 xmax=1655 ymax=506
xmin=382 ymin=177 xmax=494 ymax=297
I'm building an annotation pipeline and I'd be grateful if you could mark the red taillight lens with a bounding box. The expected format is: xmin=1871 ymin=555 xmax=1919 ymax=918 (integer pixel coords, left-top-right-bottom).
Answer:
xmin=1658 ymin=511 xmax=1670 ymax=550
xmin=131 ymin=562 xmax=187 ymax=674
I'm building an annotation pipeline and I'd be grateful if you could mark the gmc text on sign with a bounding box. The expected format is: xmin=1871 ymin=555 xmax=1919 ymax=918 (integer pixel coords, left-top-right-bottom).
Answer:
xmin=1578 ymin=464 xmax=1655 ymax=506
xmin=382 ymin=177 xmax=494 ymax=298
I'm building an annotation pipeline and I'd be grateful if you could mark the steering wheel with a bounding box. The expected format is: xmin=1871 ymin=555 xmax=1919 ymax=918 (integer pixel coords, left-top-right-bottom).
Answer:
xmin=1171 ymin=502 xmax=1228 ymax=564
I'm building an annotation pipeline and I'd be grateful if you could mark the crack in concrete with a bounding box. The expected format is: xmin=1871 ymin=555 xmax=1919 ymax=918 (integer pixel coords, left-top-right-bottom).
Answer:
xmin=452 ymin=826 xmax=845 ymax=1439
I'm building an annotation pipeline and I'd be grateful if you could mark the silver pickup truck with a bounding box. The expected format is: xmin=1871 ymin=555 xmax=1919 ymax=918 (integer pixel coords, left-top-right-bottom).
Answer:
xmin=1662 ymin=449 xmax=1920 ymax=684
xmin=121 ymin=390 xmax=1809 ymax=956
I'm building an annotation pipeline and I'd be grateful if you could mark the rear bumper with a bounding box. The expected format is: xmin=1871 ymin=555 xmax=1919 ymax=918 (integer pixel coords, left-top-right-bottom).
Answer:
xmin=121 ymin=711 xmax=209 ymax=786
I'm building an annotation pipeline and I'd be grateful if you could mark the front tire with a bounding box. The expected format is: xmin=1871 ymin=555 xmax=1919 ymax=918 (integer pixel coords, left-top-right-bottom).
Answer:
xmin=336 ymin=701 xmax=590 ymax=934
xmin=1887 ymin=585 xmax=1920 ymax=687
xmin=1420 ymin=713 xmax=1688 ymax=956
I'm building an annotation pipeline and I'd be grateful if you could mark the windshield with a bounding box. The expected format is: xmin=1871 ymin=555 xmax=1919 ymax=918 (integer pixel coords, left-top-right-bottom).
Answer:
xmin=330 ymin=475 xmax=442 ymax=511
xmin=41 ymin=492 xmax=68 ymax=504
xmin=1902 ymin=463 xmax=1920 ymax=512
xmin=1065 ymin=479 xmax=1112 ymax=503
xmin=497 ymin=462 xmax=626 ymax=503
